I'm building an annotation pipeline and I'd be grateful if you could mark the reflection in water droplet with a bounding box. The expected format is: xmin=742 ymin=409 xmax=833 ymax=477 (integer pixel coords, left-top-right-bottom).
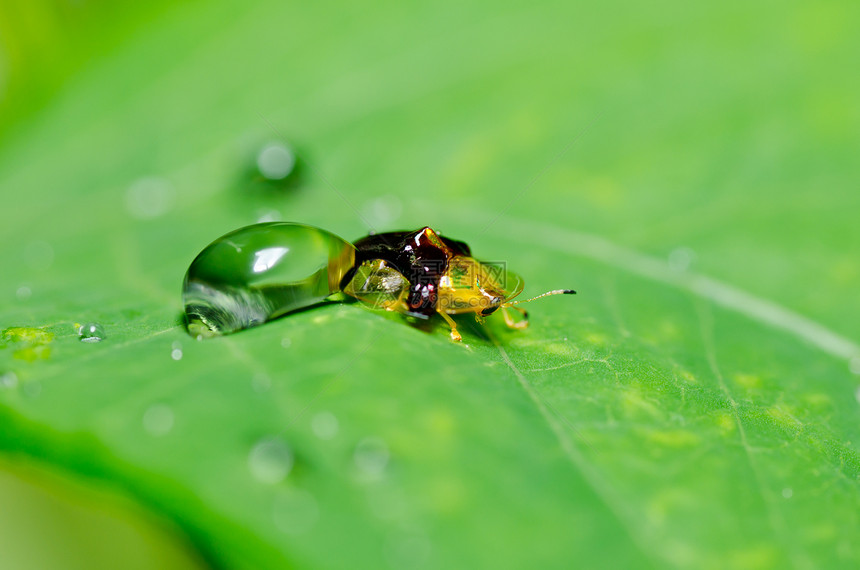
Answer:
xmin=248 ymin=437 xmax=294 ymax=484
xmin=668 ymin=247 xmax=696 ymax=273
xmin=143 ymin=404 xmax=175 ymax=436
xmin=78 ymin=322 xmax=106 ymax=343
xmin=0 ymin=371 xmax=19 ymax=389
xmin=311 ymin=411 xmax=339 ymax=440
xmin=126 ymin=177 xmax=174 ymax=219
xmin=252 ymin=372 xmax=272 ymax=392
xmin=272 ymin=489 xmax=319 ymax=535
xmin=16 ymin=286 xmax=31 ymax=301
xmin=257 ymin=142 xmax=296 ymax=180
xmin=354 ymin=437 xmax=390 ymax=479
xmin=384 ymin=530 xmax=432 ymax=569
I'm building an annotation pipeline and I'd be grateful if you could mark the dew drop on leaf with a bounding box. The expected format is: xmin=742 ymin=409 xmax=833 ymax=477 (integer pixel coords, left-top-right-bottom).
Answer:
xmin=354 ymin=436 xmax=390 ymax=479
xmin=248 ymin=436 xmax=294 ymax=484
xmin=77 ymin=322 xmax=105 ymax=343
xmin=256 ymin=142 xmax=296 ymax=181
xmin=0 ymin=371 xmax=19 ymax=389
xmin=182 ymin=223 xmax=355 ymax=337
xmin=311 ymin=411 xmax=339 ymax=440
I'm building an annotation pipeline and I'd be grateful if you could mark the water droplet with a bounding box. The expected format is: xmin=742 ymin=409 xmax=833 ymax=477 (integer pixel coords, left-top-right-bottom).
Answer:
xmin=16 ymin=286 xmax=31 ymax=301
xmin=272 ymin=489 xmax=319 ymax=534
xmin=171 ymin=341 xmax=183 ymax=360
xmin=143 ymin=404 xmax=174 ymax=436
xmin=126 ymin=177 xmax=174 ymax=219
xmin=311 ymin=411 xmax=339 ymax=440
xmin=257 ymin=142 xmax=296 ymax=180
xmin=77 ymin=322 xmax=105 ymax=343
xmin=0 ymin=371 xmax=19 ymax=389
xmin=668 ymin=247 xmax=696 ymax=273
xmin=354 ymin=437 xmax=390 ymax=479
xmin=384 ymin=530 xmax=431 ymax=569
xmin=24 ymin=241 xmax=54 ymax=271
xmin=280 ymin=337 xmax=292 ymax=349
xmin=248 ymin=436 xmax=294 ymax=484
xmin=854 ymin=385 xmax=860 ymax=405
xmin=781 ymin=487 xmax=793 ymax=499
xmin=850 ymin=356 xmax=860 ymax=375
xmin=252 ymin=372 xmax=271 ymax=392
xmin=182 ymin=223 xmax=356 ymax=337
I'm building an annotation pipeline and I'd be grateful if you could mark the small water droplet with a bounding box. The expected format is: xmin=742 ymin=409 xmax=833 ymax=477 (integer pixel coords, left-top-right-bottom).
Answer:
xmin=16 ymin=286 xmax=31 ymax=301
xmin=781 ymin=487 xmax=793 ymax=499
xmin=248 ymin=436 xmax=294 ymax=484
xmin=78 ymin=322 xmax=106 ymax=343
xmin=257 ymin=142 xmax=296 ymax=180
xmin=252 ymin=372 xmax=272 ymax=392
xmin=126 ymin=176 xmax=174 ymax=219
xmin=0 ymin=371 xmax=19 ymax=389
xmin=272 ymin=489 xmax=319 ymax=534
xmin=354 ymin=437 xmax=390 ymax=479
xmin=311 ymin=411 xmax=339 ymax=440
xmin=280 ymin=337 xmax=292 ymax=349
xmin=171 ymin=341 xmax=183 ymax=360
xmin=143 ymin=404 xmax=175 ymax=436
xmin=668 ymin=247 xmax=696 ymax=273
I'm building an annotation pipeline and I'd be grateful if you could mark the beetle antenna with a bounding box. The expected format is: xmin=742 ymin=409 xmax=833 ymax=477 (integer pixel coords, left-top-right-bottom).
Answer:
xmin=506 ymin=289 xmax=576 ymax=305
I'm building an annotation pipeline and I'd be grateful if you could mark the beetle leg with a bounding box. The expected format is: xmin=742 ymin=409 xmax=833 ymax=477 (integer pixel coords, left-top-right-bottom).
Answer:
xmin=438 ymin=311 xmax=462 ymax=342
xmin=501 ymin=305 xmax=529 ymax=330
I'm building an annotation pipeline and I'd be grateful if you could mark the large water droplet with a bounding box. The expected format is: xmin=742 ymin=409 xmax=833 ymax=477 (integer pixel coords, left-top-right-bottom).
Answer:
xmin=248 ymin=436 xmax=294 ymax=484
xmin=182 ymin=223 xmax=356 ymax=337
xmin=78 ymin=322 xmax=105 ymax=343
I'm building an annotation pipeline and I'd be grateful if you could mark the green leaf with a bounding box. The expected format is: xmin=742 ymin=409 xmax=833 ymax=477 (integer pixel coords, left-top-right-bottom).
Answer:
xmin=2 ymin=0 xmax=860 ymax=568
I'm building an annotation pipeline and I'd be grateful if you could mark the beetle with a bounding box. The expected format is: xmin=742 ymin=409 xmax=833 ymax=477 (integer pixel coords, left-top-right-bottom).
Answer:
xmin=342 ymin=226 xmax=575 ymax=341
xmin=182 ymin=222 xmax=575 ymax=340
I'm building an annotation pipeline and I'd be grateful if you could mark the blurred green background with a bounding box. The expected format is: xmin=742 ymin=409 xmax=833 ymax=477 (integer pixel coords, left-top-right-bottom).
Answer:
xmin=1 ymin=0 xmax=859 ymax=568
